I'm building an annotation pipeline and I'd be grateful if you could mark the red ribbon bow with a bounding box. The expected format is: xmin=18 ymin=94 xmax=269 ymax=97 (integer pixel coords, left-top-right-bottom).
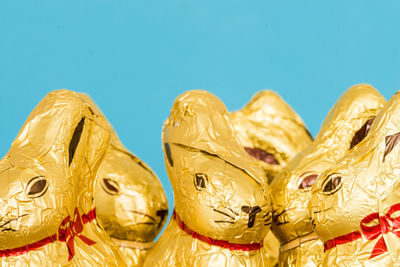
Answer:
xmin=360 ymin=203 xmax=400 ymax=259
xmin=324 ymin=203 xmax=400 ymax=259
xmin=58 ymin=208 xmax=96 ymax=261
xmin=0 ymin=207 xmax=97 ymax=260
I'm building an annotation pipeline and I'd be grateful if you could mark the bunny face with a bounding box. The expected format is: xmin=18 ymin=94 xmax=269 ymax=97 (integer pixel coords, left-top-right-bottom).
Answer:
xmin=95 ymin=143 xmax=168 ymax=242
xmin=230 ymin=90 xmax=313 ymax=183
xmin=162 ymin=90 xmax=270 ymax=245
xmin=165 ymin=143 xmax=270 ymax=243
xmin=0 ymin=90 xmax=126 ymax=265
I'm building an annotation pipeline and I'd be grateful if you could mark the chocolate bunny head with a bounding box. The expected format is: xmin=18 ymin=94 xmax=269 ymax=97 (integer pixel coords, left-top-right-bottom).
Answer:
xmin=271 ymin=84 xmax=385 ymax=246
xmin=95 ymin=133 xmax=168 ymax=243
xmin=162 ymin=90 xmax=271 ymax=244
xmin=230 ymin=90 xmax=312 ymax=183
xmin=309 ymin=91 xmax=400 ymax=264
xmin=0 ymin=90 xmax=126 ymax=265
xmin=77 ymin=93 xmax=169 ymax=244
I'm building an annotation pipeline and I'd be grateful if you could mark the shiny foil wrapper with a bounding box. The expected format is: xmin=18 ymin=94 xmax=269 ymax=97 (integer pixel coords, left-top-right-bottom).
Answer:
xmin=310 ymin=89 xmax=400 ymax=266
xmin=271 ymin=84 xmax=386 ymax=267
xmin=144 ymin=90 xmax=271 ymax=266
xmin=0 ymin=90 xmax=127 ymax=266
xmin=80 ymin=94 xmax=169 ymax=266
xmin=230 ymin=90 xmax=313 ymax=266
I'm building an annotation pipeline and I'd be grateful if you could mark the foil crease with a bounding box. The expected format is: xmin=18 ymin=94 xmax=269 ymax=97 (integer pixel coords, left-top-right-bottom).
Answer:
xmin=310 ymin=89 xmax=400 ymax=266
xmin=0 ymin=90 xmax=127 ymax=266
xmin=144 ymin=90 xmax=271 ymax=266
xmin=230 ymin=90 xmax=313 ymax=266
xmin=269 ymin=84 xmax=385 ymax=267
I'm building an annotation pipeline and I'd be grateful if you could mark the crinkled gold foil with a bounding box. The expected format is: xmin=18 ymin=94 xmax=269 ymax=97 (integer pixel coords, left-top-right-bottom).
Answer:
xmin=230 ymin=90 xmax=313 ymax=183
xmin=310 ymin=89 xmax=400 ymax=266
xmin=79 ymin=94 xmax=169 ymax=266
xmin=144 ymin=90 xmax=271 ymax=267
xmin=230 ymin=90 xmax=313 ymax=266
xmin=0 ymin=90 xmax=127 ymax=266
xmin=266 ymin=84 xmax=384 ymax=267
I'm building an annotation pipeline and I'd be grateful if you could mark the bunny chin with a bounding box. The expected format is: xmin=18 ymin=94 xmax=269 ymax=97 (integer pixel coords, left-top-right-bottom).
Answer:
xmin=143 ymin=90 xmax=272 ymax=267
xmin=0 ymin=90 xmax=127 ymax=266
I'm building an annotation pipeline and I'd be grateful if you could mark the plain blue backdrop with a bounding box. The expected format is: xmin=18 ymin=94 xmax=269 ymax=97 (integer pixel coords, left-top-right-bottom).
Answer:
xmin=1 ymin=1 xmax=400 ymax=222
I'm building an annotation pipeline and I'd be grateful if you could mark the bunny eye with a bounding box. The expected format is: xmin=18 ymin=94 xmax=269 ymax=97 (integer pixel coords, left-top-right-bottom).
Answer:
xmin=298 ymin=173 xmax=318 ymax=190
xmin=194 ymin=173 xmax=208 ymax=191
xmin=244 ymin=147 xmax=279 ymax=165
xmin=101 ymin=178 xmax=120 ymax=195
xmin=26 ymin=176 xmax=49 ymax=198
xmin=322 ymin=174 xmax=342 ymax=195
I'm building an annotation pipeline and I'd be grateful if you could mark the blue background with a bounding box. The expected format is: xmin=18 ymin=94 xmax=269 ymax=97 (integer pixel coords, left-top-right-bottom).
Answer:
xmin=1 ymin=1 xmax=399 ymax=220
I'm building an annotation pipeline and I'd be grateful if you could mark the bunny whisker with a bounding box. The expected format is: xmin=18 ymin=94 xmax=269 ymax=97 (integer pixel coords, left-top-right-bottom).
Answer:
xmin=225 ymin=206 xmax=239 ymax=216
xmin=123 ymin=210 xmax=156 ymax=221
xmin=263 ymin=212 xmax=271 ymax=218
xmin=214 ymin=220 xmax=234 ymax=224
xmin=131 ymin=222 xmax=155 ymax=226
xmin=213 ymin=209 xmax=235 ymax=220
xmin=264 ymin=216 xmax=272 ymax=222
xmin=313 ymin=207 xmax=333 ymax=214
xmin=0 ymin=214 xmax=28 ymax=228
xmin=1 ymin=227 xmax=16 ymax=232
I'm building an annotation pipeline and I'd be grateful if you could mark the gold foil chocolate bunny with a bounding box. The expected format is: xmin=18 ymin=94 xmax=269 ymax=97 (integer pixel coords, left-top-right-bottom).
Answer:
xmin=230 ymin=90 xmax=313 ymax=183
xmin=230 ymin=90 xmax=313 ymax=266
xmin=271 ymin=84 xmax=385 ymax=267
xmin=0 ymin=90 xmax=127 ymax=266
xmin=310 ymin=90 xmax=400 ymax=266
xmin=144 ymin=90 xmax=271 ymax=266
xmin=78 ymin=94 xmax=169 ymax=266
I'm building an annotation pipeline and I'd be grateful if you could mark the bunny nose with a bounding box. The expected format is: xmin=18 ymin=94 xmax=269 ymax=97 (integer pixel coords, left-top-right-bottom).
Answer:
xmin=156 ymin=209 xmax=168 ymax=228
xmin=241 ymin=206 xmax=261 ymax=228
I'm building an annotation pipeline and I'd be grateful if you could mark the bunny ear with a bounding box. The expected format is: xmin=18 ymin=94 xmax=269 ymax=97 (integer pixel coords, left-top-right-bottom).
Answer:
xmin=69 ymin=118 xmax=85 ymax=165
xmin=350 ymin=118 xmax=375 ymax=149
xmin=78 ymin=92 xmax=158 ymax=178
xmin=8 ymin=90 xmax=110 ymax=169
xmin=315 ymin=84 xmax=385 ymax=148
xmin=163 ymin=90 xmax=265 ymax=185
xmin=359 ymin=91 xmax=400 ymax=163
xmin=383 ymin=133 xmax=400 ymax=162
xmin=229 ymin=90 xmax=312 ymax=166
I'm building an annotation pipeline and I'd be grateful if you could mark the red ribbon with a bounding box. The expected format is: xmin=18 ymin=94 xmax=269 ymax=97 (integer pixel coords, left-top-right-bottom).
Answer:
xmin=58 ymin=208 xmax=97 ymax=261
xmin=0 ymin=208 xmax=96 ymax=261
xmin=324 ymin=203 xmax=400 ymax=259
xmin=173 ymin=210 xmax=263 ymax=251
